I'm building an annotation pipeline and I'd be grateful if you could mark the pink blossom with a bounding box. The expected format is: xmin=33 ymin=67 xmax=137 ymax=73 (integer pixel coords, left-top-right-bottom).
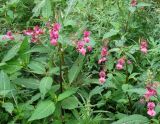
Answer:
xmin=87 ymin=46 xmax=92 ymax=52
xmin=140 ymin=40 xmax=148 ymax=54
xmin=3 ymin=31 xmax=14 ymax=40
xmin=53 ymin=23 xmax=61 ymax=31
xmin=116 ymin=64 xmax=123 ymax=70
xmin=84 ymin=37 xmax=90 ymax=43
xmin=98 ymin=57 xmax=107 ymax=64
xmin=50 ymin=30 xmax=59 ymax=39
xmin=99 ymin=77 xmax=106 ymax=84
xmin=83 ymin=31 xmax=90 ymax=37
xmin=99 ymin=70 xmax=106 ymax=77
xmin=50 ymin=39 xmax=58 ymax=46
xmin=23 ymin=29 xmax=34 ymax=36
xmin=147 ymin=109 xmax=156 ymax=117
xmin=34 ymin=25 xmax=43 ymax=35
xmin=117 ymin=58 xmax=125 ymax=65
xmin=79 ymin=47 xmax=86 ymax=56
xmin=77 ymin=41 xmax=85 ymax=49
xmin=147 ymin=102 xmax=155 ymax=109
xmin=127 ymin=60 xmax=132 ymax=64
xmin=101 ymin=47 xmax=108 ymax=57
xmin=144 ymin=87 xmax=157 ymax=100
xmin=130 ymin=0 xmax=137 ymax=7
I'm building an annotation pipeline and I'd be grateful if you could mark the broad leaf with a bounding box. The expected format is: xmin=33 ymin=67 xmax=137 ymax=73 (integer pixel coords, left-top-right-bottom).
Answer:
xmin=2 ymin=102 xmax=14 ymax=114
xmin=28 ymin=61 xmax=46 ymax=74
xmin=68 ymin=55 xmax=84 ymax=84
xmin=28 ymin=100 xmax=55 ymax=121
xmin=103 ymin=29 xmax=119 ymax=39
xmin=112 ymin=114 xmax=149 ymax=124
xmin=58 ymin=88 xmax=78 ymax=101
xmin=39 ymin=77 xmax=53 ymax=99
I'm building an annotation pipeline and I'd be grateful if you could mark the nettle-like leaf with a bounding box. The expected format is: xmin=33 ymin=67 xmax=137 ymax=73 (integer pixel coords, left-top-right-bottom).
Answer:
xmin=57 ymin=88 xmax=78 ymax=101
xmin=28 ymin=100 xmax=55 ymax=121
xmin=0 ymin=70 xmax=12 ymax=97
xmin=2 ymin=102 xmax=14 ymax=114
xmin=68 ymin=55 xmax=84 ymax=84
xmin=103 ymin=29 xmax=119 ymax=39
xmin=61 ymin=96 xmax=79 ymax=110
xmin=112 ymin=114 xmax=149 ymax=124
xmin=2 ymin=42 xmax=21 ymax=62
xmin=39 ymin=77 xmax=53 ymax=99
xmin=28 ymin=61 xmax=46 ymax=74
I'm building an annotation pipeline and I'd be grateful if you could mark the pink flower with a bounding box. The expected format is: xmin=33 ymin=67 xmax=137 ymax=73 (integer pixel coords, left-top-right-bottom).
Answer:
xmin=79 ymin=47 xmax=86 ymax=56
xmin=147 ymin=102 xmax=155 ymax=109
xmin=34 ymin=25 xmax=43 ymax=35
xmin=53 ymin=23 xmax=61 ymax=31
xmin=23 ymin=29 xmax=34 ymax=36
xmin=98 ymin=57 xmax=107 ymax=64
xmin=147 ymin=109 xmax=156 ymax=117
xmin=130 ymin=0 xmax=137 ymax=7
xmin=127 ymin=60 xmax=132 ymax=64
xmin=50 ymin=39 xmax=58 ymax=46
xmin=84 ymin=37 xmax=90 ymax=43
xmin=144 ymin=87 xmax=157 ymax=100
xmin=101 ymin=47 xmax=108 ymax=57
xmin=99 ymin=70 xmax=106 ymax=77
xmin=50 ymin=30 xmax=59 ymax=39
xmin=77 ymin=41 xmax=85 ymax=49
xmin=99 ymin=77 xmax=106 ymax=84
xmin=87 ymin=46 xmax=92 ymax=52
xmin=83 ymin=31 xmax=90 ymax=37
xmin=116 ymin=64 xmax=123 ymax=70
xmin=117 ymin=58 xmax=125 ymax=65
xmin=140 ymin=40 xmax=148 ymax=54
xmin=3 ymin=31 xmax=14 ymax=40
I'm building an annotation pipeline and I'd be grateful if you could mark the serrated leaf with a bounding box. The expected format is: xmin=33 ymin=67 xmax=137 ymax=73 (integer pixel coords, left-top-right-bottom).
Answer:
xmin=28 ymin=100 xmax=55 ymax=121
xmin=89 ymin=86 xmax=103 ymax=99
xmin=42 ymin=0 xmax=52 ymax=18
xmin=112 ymin=114 xmax=149 ymax=124
xmin=13 ymin=78 xmax=40 ymax=89
xmin=137 ymin=2 xmax=151 ymax=7
xmin=0 ymin=70 xmax=12 ymax=97
xmin=61 ymin=96 xmax=79 ymax=110
xmin=2 ymin=102 xmax=14 ymax=114
xmin=28 ymin=61 xmax=46 ymax=74
xmin=68 ymin=55 xmax=84 ymax=84
xmin=58 ymin=88 xmax=78 ymax=101
xmin=103 ymin=29 xmax=119 ymax=39
xmin=39 ymin=77 xmax=53 ymax=99
xmin=2 ymin=43 xmax=21 ymax=62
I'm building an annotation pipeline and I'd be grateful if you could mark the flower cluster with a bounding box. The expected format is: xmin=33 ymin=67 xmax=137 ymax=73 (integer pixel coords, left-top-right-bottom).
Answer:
xmin=147 ymin=102 xmax=156 ymax=117
xmin=98 ymin=47 xmax=108 ymax=64
xmin=116 ymin=57 xmax=125 ymax=70
xmin=76 ymin=31 xmax=92 ymax=56
xmin=24 ymin=26 xmax=44 ymax=42
xmin=3 ymin=31 xmax=14 ymax=40
xmin=144 ymin=83 xmax=158 ymax=117
xmin=130 ymin=0 xmax=137 ymax=7
xmin=140 ymin=39 xmax=148 ymax=54
xmin=99 ymin=70 xmax=106 ymax=84
xmin=50 ymin=23 xmax=61 ymax=46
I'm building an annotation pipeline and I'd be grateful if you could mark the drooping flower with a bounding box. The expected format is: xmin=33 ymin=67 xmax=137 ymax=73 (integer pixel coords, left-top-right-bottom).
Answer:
xmin=98 ymin=57 xmax=107 ymax=64
xmin=3 ymin=31 xmax=14 ymax=40
xmin=144 ymin=87 xmax=157 ymax=100
xmin=147 ymin=109 xmax=156 ymax=117
xmin=50 ymin=23 xmax=61 ymax=46
xmin=140 ymin=39 xmax=148 ymax=54
xmin=101 ymin=47 xmax=108 ymax=57
xmin=147 ymin=102 xmax=155 ymax=109
xmin=87 ymin=46 xmax=92 ymax=52
xmin=116 ymin=57 xmax=125 ymax=70
xmin=99 ymin=70 xmax=106 ymax=84
xmin=79 ymin=47 xmax=86 ymax=56
xmin=130 ymin=0 xmax=137 ymax=7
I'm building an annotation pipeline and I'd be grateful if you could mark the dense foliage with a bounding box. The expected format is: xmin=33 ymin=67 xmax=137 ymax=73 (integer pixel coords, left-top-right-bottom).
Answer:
xmin=0 ymin=0 xmax=160 ymax=123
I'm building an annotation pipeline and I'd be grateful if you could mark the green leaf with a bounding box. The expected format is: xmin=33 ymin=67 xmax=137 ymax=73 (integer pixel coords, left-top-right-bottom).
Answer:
xmin=39 ymin=77 xmax=53 ymax=99
xmin=68 ymin=55 xmax=84 ymax=84
xmin=89 ymin=86 xmax=103 ymax=99
xmin=13 ymin=78 xmax=40 ymax=89
xmin=0 ymin=70 xmax=11 ymax=97
xmin=112 ymin=114 xmax=149 ymax=124
xmin=28 ymin=61 xmax=46 ymax=74
xmin=19 ymin=37 xmax=30 ymax=64
xmin=2 ymin=43 xmax=21 ymax=62
xmin=42 ymin=0 xmax=52 ymax=18
xmin=28 ymin=100 xmax=55 ymax=121
xmin=32 ymin=0 xmax=46 ymax=17
xmin=127 ymin=88 xmax=146 ymax=96
xmin=58 ymin=88 xmax=78 ymax=101
xmin=137 ymin=2 xmax=151 ymax=7
xmin=2 ymin=102 xmax=14 ymax=114
xmin=61 ymin=96 xmax=79 ymax=110
xmin=103 ymin=29 xmax=119 ymax=39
